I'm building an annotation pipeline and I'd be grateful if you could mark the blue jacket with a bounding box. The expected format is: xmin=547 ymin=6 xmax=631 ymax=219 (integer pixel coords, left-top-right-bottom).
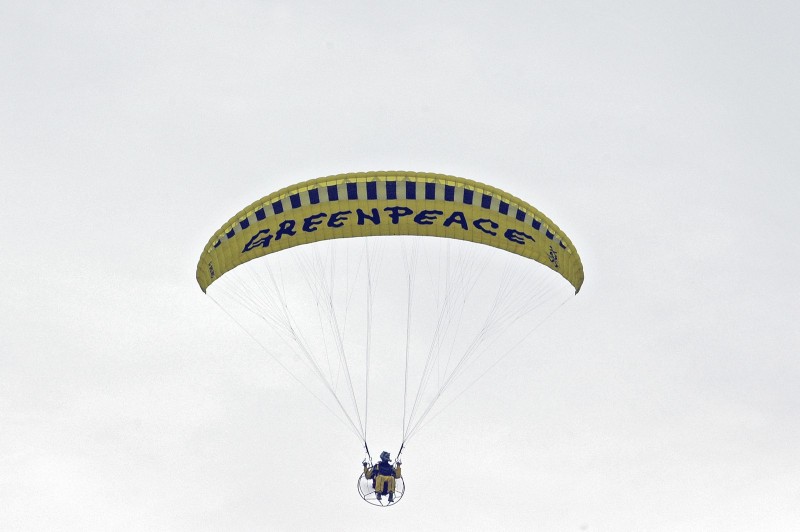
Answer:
xmin=376 ymin=460 xmax=395 ymax=476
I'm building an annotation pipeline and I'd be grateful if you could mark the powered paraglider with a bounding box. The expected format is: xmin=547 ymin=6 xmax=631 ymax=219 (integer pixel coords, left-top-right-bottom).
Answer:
xmin=196 ymin=171 xmax=584 ymax=505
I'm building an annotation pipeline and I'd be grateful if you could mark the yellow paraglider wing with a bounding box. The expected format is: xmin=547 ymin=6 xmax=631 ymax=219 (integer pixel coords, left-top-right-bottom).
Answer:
xmin=196 ymin=171 xmax=584 ymax=293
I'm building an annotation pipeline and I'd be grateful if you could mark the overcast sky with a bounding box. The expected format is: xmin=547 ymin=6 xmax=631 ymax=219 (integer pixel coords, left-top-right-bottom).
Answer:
xmin=2 ymin=1 xmax=799 ymax=530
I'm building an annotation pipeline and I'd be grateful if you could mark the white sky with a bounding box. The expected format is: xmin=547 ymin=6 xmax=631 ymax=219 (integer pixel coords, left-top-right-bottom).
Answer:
xmin=2 ymin=1 xmax=799 ymax=530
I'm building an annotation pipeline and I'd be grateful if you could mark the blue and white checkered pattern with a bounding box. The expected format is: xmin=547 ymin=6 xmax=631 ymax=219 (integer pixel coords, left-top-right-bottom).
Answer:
xmin=212 ymin=178 xmax=568 ymax=250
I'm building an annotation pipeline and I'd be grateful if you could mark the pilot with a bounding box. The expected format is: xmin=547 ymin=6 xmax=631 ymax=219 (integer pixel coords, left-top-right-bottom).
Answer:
xmin=363 ymin=451 xmax=401 ymax=502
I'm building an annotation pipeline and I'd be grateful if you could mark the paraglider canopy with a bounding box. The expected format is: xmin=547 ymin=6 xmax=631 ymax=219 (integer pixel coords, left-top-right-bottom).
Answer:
xmin=197 ymin=171 xmax=583 ymax=294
